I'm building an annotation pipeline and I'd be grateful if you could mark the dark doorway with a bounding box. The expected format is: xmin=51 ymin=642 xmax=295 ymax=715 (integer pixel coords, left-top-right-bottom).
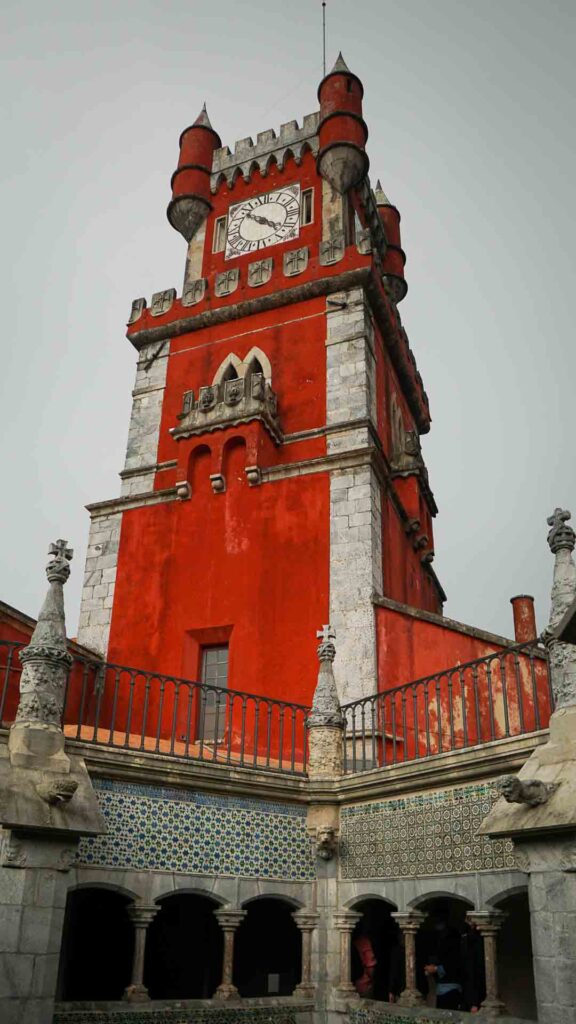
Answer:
xmin=351 ymin=898 xmax=400 ymax=1001
xmin=415 ymin=896 xmax=473 ymax=1007
xmin=496 ymin=892 xmax=537 ymax=1020
xmin=144 ymin=893 xmax=222 ymax=999
xmin=57 ymin=887 xmax=133 ymax=1000
xmin=234 ymin=898 xmax=301 ymax=996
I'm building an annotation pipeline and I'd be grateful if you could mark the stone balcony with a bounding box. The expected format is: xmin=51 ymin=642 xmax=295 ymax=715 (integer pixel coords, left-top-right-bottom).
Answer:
xmin=170 ymin=373 xmax=282 ymax=444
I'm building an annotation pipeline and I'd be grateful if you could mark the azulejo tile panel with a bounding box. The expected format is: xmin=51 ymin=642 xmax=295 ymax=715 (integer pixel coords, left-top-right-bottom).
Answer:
xmin=77 ymin=780 xmax=314 ymax=880
xmin=340 ymin=782 xmax=515 ymax=879
xmin=53 ymin=1007 xmax=312 ymax=1024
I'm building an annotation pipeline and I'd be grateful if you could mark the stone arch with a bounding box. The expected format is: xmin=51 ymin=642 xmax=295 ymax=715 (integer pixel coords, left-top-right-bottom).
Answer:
xmin=490 ymin=890 xmax=536 ymax=1019
xmin=57 ymin=885 xmax=134 ymax=1001
xmin=145 ymin=891 xmax=223 ymax=999
xmin=348 ymin=895 xmax=401 ymax=1001
xmin=213 ymin=352 xmax=243 ymax=385
xmin=152 ymin=884 xmax=228 ymax=906
xmin=241 ymin=892 xmax=305 ymax=910
xmin=212 ymin=171 xmax=228 ymax=194
xmin=345 ymin=893 xmax=398 ymax=911
xmin=280 ymin=147 xmax=295 ymax=170
xmin=244 ymin=345 xmax=272 ymax=382
xmin=264 ymin=153 xmax=278 ymax=176
xmin=67 ymin=878 xmax=142 ymax=902
xmin=408 ymin=890 xmax=475 ymax=911
xmin=234 ymin=895 xmax=303 ymax=996
xmin=485 ymin=882 xmax=529 ymax=907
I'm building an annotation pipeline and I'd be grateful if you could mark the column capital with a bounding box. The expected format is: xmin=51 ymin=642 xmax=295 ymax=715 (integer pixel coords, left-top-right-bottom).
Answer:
xmin=127 ymin=904 xmax=159 ymax=927
xmin=392 ymin=910 xmax=426 ymax=933
xmin=333 ymin=910 xmax=361 ymax=932
xmin=214 ymin=908 xmax=246 ymax=930
xmin=292 ymin=910 xmax=320 ymax=931
xmin=467 ymin=910 xmax=507 ymax=935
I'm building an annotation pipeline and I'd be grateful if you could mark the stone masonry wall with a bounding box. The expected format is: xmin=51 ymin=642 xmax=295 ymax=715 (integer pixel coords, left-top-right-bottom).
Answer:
xmin=76 ymin=511 xmax=122 ymax=657
xmin=120 ymin=341 xmax=169 ymax=497
xmin=326 ymin=287 xmax=382 ymax=703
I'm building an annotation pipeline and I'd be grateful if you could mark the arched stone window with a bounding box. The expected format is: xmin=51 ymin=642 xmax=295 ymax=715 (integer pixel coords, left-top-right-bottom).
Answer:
xmin=234 ymin=897 xmax=302 ymax=996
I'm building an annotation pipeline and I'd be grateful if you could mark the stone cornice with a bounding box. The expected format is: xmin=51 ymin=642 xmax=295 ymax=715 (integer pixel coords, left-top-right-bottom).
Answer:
xmin=5 ymin=728 xmax=545 ymax=810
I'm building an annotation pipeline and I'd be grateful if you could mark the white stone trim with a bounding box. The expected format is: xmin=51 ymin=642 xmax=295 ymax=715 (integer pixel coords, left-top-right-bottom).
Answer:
xmin=77 ymin=511 xmax=123 ymax=657
xmin=325 ymin=287 xmax=383 ymax=703
xmin=120 ymin=342 xmax=169 ymax=497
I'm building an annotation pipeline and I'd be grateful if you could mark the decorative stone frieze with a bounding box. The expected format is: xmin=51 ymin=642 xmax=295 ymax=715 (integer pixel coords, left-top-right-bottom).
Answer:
xmin=248 ymin=258 xmax=273 ymax=287
xmin=284 ymin=247 xmax=309 ymax=276
xmin=150 ymin=288 xmax=176 ymax=317
xmin=171 ymin=373 xmax=282 ymax=444
xmin=182 ymin=277 xmax=207 ymax=306
xmin=215 ymin=268 xmax=239 ymax=297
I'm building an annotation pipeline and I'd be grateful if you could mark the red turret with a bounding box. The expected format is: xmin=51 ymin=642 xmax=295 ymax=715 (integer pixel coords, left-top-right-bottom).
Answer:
xmin=167 ymin=104 xmax=221 ymax=242
xmin=317 ymin=53 xmax=369 ymax=193
xmin=375 ymin=180 xmax=407 ymax=302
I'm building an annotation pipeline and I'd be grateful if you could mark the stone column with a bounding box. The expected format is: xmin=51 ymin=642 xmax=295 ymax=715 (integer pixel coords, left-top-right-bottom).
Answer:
xmin=0 ymin=541 xmax=105 ymax=1024
xmin=392 ymin=911 xmax=426 ymax=1007
xmin=213 ymin=909 xmax=245 ymax=1000
xmin=333 ymin=910 xmax=361 ymax=996
xmin=306 ymin=626 xmax=345 ymax=780
xmin=293 ymin=910 xmax=319 ymax=999
xmin=123 ymin=904 xmax=158 ymax=1003
xmin=467 ymin=911 xmax=506 ymax=1018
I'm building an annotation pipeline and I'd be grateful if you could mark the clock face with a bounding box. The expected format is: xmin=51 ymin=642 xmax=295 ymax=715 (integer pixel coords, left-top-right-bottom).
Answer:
xmin=225 ymin=185 xmax=301 ymax=260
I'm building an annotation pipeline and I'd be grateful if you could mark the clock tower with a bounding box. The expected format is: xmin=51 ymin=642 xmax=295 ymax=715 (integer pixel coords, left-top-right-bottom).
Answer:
xmin=77 ymin=54 xmax=443 ymax=709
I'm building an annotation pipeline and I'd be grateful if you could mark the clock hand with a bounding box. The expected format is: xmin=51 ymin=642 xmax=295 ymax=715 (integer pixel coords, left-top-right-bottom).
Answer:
xmin=246 ymin=211 xmax=283 ymax=231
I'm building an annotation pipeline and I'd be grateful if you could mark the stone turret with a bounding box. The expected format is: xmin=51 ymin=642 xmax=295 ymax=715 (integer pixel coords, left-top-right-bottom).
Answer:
xmin=167 ymin=104 xmax=222 ymax=242
xmin=544 ymin=507 xmax=576 ymax=708
xmin=375 ymin=179 xmax=407 ymax=302
xmin=317 ymin=53 xmax=369 ymax=194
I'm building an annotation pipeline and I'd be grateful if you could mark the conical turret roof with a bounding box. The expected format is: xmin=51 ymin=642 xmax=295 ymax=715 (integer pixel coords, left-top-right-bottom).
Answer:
xmin=374 ymin=179 xmax=391 ymax=206
xmin=194 ymin=103 xmax=213 ymax=129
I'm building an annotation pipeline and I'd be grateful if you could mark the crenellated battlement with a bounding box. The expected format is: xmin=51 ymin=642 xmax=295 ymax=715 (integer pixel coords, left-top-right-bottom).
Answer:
xmin=210 ymin=112 xmax=320 ymax=190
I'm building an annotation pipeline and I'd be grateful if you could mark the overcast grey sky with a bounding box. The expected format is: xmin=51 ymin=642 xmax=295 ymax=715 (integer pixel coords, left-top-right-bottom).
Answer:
xmin=1 ymin=0 xmax=574 ymax=642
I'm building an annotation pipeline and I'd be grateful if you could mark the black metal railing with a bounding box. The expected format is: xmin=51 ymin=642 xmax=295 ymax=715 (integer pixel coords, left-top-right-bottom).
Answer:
xmin=0 ymin=640 xmax=309 ymax=775
xmin=342 ymin=641 xmax=553 ymax=773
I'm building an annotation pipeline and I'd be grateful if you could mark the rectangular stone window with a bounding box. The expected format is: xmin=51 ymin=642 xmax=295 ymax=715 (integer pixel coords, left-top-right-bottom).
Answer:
xmin=200 ymin=645 xmax=229 ymax=741
xmin=301 ymin=188 xmax=314 ymax=226
xmin=212 ymin=216 xmax=227 ymax=253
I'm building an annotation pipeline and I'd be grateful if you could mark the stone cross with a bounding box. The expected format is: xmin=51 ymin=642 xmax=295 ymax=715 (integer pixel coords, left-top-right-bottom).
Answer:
xmin=49 ymin=540 xmax=73 ymax=561
xmin=317 ymin=624 xmax=336 ymax=644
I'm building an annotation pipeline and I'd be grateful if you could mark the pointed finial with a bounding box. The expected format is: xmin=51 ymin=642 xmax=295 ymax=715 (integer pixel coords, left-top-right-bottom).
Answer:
xmin=374 ymin=179 xmax=391 ymax=206
xmin=331 ymin=51 xmax=350 ymax=74
xmin=193 ymin=103 xmax=213 ymax=129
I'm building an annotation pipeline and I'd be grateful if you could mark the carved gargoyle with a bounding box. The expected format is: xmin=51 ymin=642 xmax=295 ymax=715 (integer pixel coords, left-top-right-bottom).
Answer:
xmin=36 ymin=775 xmax=78 ymax=806
xmin=498 ymin=775 xmax=559 ymax=808
xmin=316 ymin=826 xmax=338 ymax=861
